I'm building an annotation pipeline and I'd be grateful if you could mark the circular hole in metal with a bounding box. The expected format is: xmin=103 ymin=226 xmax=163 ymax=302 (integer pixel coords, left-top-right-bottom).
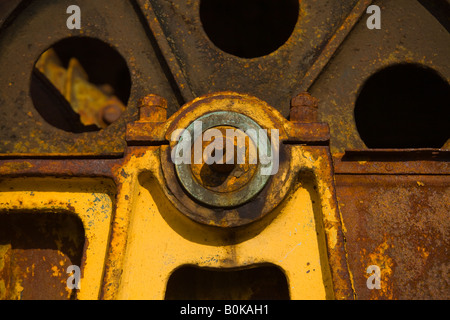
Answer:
xmin=354 ymin=63 xmax=450 ymax=148
xmin=30 ymin=37 xmax=131 ymax=133
xmin=199 ymin=0 xmax=299 ymax=58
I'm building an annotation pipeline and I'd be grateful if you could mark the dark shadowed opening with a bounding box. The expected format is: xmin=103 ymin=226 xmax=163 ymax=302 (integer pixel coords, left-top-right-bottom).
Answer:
xmin=200 ymin=0 xmax=299 ymax=58
xmin=0 ymin=212 xmax=85 ymax=300
xmin=354 ymin=64 xmax=450 ymax=148
xmin=165 ymin=264 xmax=290 ymax=300
xmin=30 ymin=37 xmax=131 ymax=133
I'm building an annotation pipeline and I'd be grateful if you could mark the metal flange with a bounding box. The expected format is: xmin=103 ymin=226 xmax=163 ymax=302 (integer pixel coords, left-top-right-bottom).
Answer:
xmin=160 ymin=92 xmax=292 ymax=227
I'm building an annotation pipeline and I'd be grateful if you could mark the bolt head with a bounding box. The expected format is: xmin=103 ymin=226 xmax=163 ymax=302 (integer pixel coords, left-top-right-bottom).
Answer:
xmin=138 ymin=94 xmax=168 ymax=121
xmin=290 ymin=92 xmax=318 ymax=109
xmin=139 ymin=94 xmax=167 ymax=109
xmin=102 ymin=103 xmax=122 ymax=125
xmin=290 ymin=92 xmax=319 ymax=122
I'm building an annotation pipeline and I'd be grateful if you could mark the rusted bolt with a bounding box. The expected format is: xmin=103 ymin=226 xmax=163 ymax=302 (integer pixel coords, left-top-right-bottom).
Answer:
xmin=138 ymin=94 xmax=167 ymax=122
xmin=290 ymin=92 xmax=318 ymax=123
xmin=101 ymin=103 xmax=122 ymax=125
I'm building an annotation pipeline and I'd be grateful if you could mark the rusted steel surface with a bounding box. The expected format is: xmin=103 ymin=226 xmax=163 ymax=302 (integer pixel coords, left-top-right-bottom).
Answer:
xmin=334 ymin=150 xmax=450 ymax=175
xmin=0 ymin=0 xmax=448 ymax=301
xmin=297 ymin=0 xmax=373 ymax=92
xmin=137 ymin=0 xmax=362 ymax=118
xmin=0 ymin=91 xmax=354 ymax=299
xmin=119 ymin=91 xmax=353 ymax=299
xmin=0 ymin=0 xmax=180 ymax=154
xmin=0 ymin=0 xmax=22 ymax=27
xmin=335 ymin=150 xmax=450 ymax=299
xmin=309 ymin=0 xmax=450 ymax=154
xmin=0 ymin=157 xmax=122 ymax=179
xmin=336 ymin=174 xmax=450 ymax=299
xmin=2 ymin=0 xmax=446 ymax=154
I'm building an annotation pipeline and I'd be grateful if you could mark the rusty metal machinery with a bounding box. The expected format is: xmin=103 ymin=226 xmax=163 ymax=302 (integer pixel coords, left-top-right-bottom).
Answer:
xmin=0 ymin=0 xmax=449 ymax=300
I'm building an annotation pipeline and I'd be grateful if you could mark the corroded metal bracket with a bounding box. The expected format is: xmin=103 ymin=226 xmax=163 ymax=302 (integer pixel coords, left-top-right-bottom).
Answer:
xmin=0 ymin=92 xmax=353 ymax=300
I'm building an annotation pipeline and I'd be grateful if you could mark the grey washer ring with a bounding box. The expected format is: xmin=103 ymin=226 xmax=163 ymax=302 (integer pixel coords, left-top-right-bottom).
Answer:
xmin=174 ymin=111 xmax=273 ymax=207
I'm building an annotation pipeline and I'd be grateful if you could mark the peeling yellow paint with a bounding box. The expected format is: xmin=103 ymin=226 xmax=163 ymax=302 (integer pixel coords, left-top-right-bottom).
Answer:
xmin=13 ymin=280 xmax=24 ymax=300
xmin=51 ymin=265 xmax=62 ymax=277
xmin=113 ymin=146 xmax=336 ymax=300
xmin=418 ymin=246 xmax=429 ymax=260
xmin=0 ymin=177 xmax=115 ymax=299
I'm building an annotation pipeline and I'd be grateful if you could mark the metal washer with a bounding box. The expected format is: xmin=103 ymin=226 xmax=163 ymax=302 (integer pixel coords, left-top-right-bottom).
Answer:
xmin=174 ymin=111 xmax=273 ymax=207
